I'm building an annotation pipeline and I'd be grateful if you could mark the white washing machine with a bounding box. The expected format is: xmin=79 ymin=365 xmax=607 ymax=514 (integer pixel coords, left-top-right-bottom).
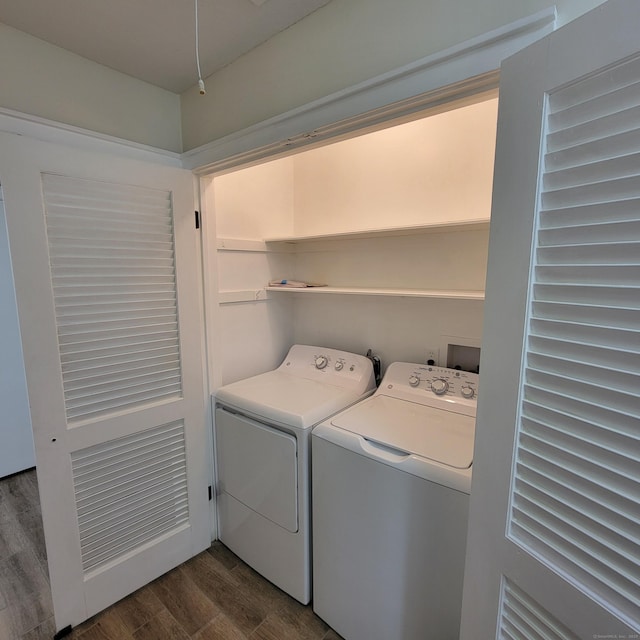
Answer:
xmin=312 ymin=361 xmax=478 ymax=640
xmin=214 ymin=344 xmax=376 ymax=604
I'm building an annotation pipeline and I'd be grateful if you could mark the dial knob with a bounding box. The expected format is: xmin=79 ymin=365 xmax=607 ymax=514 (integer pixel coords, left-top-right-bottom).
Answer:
xmin=315 ymin=355 xmax=328 ymax=370
xmin=461 ymin=385 xmax=475 ymax=399
xmin=335 ymin=361 xmax=344 ymax=371
xmin=431 ymin=378 xmax=449 ymax=395
xmin=408 ymin=375 xmax=420 ymax=387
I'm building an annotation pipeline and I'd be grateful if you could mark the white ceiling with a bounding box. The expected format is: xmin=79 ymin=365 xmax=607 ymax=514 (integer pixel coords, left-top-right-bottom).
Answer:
xmin=0 ymin=0 xmax=331 ymax=93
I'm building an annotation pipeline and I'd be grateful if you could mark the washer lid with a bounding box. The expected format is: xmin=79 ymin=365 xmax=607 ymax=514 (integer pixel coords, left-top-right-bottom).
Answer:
xmin=330 ymin=394 xmax=475 ymax=469
xmin=216 ymin=370 xmax=365 ymax=430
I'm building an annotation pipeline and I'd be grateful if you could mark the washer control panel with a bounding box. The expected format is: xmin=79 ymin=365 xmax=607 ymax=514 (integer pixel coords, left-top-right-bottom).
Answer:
xmin=380 ymin=362 xmax=479 ymax=412
xmin=408 ymin=365 xmax=478 ymax=400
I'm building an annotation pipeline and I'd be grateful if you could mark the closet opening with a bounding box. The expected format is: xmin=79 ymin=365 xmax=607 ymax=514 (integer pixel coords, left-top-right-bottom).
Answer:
xmin=200 ymin=89 xmax=499 ymax=393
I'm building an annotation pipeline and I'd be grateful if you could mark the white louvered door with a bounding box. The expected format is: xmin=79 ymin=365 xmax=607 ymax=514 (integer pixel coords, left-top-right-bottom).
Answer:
xmin=460 ymin=1 xmax=639 ymax=638
xmin=0 ymin=133 xmax=210 ymax=633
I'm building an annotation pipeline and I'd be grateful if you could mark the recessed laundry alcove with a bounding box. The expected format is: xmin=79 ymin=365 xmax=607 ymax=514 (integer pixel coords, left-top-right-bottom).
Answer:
xmin=206 ymin=95 xmax=498 ymax=385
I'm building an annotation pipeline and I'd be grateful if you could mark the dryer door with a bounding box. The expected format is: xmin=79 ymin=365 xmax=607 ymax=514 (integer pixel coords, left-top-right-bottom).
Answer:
xmin=215 ymin=408 xmax=298 ymax=532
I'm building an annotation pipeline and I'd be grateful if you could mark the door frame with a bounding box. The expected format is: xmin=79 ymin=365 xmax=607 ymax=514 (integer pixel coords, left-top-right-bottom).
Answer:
xmin=193 ymin=5 xmax=557 ymax=544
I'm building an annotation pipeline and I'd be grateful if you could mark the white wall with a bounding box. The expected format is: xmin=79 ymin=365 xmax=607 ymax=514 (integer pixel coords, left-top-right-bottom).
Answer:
xmin=214 ymin=158 xmax=295 ymax=239
xmin=215 ymin=244 xmax=295 ymax=385
xmin=210 ymin=99 xmax=493 ymax=380
xmin=292 ymin=230 xmax=489 ymax=293
xmin=212 ymin=159 xmax=297 ymax=384
xmin=0 ymin=195 xmax=35 ymax=477
xmin=290 ymin=228 xmax=488 ymax=372
xmin=216 ymin=296 xmax=294 ymax=385
xmin=293 ymin=98 xmax=498 ymax=235
xmin=0 ymin=23 xmax=183 ymax=152
xmin=180 ymin=0 xmax=606 ymax=150
xmin=292 ymin=295 xmax=484 ymax=373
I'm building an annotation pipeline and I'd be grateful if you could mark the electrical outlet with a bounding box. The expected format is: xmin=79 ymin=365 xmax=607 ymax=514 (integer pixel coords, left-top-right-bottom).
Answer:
xmin=426 ymin=348 xmax=439 ymax=366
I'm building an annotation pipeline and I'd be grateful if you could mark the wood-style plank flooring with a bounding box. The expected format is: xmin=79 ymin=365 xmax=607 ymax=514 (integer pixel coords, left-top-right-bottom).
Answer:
xmin=0 ymin=470 xmax=343 ymax=640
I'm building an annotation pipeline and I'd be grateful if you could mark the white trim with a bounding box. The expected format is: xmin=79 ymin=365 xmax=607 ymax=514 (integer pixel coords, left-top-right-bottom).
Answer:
xmin=216 ymin=237 xmax=295 ymax=253
xmin=216 ymin=238 xmax=268 ymax=252
xmin=183 ymin=6 xmax=556 ymax=174
xmin=0 ymin=107 xmax=183 ymax=168
xmin=219 ymin=289 xmax=268 ymax=304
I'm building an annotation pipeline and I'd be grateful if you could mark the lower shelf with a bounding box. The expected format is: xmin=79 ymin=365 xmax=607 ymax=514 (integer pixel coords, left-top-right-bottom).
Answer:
xmin=265 ymin=286 xmax=485 ymax=300
xmin=219 ymin=287 xmax=485 ymax=303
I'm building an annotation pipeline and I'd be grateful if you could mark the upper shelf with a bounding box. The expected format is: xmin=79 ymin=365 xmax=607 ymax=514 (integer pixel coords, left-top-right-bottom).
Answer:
xmin=263 ymin=218 xmax=490 ymax=244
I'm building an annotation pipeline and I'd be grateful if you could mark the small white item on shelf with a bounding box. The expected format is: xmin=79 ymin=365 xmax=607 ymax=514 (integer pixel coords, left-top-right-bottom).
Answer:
xmin=268 ymin=279 xmax=327 ymax=288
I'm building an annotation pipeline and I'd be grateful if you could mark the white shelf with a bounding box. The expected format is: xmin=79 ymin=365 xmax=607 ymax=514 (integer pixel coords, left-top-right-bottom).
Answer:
xmin=218 ymin=221 xmax=488 ymax=303
xmin=266 ymin=286 xmax=484 ymax=300
xmin=216 ymin=219 xmax=490 ymax=252
xmin=263 ymin=218 xmax=490 ymax=244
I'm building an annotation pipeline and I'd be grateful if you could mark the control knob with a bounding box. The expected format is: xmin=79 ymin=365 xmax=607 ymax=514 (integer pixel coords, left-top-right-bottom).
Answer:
xmin=431 ymin=378 xmax=449 ymax=395
xmin=408 ymin=375 xmax=420 ymax=387
xmin=461 ymin=385 xmax=475 ymax=399
xmin=315 ymin=355 xmax=328 ymax=370
xmin=335 ymin=361 xmax=344 ymax=371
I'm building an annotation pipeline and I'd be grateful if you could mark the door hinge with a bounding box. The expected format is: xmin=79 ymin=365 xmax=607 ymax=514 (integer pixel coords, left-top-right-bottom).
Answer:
xmin=195 ymin=210 xmax=201 ymax=229
xmin=208 ymin=485 xmax=212 ymax=501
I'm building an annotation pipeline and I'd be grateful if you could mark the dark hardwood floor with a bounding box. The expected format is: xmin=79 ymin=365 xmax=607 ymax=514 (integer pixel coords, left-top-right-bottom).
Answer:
xmin=0 ymin=470 xmax=343 ymax=640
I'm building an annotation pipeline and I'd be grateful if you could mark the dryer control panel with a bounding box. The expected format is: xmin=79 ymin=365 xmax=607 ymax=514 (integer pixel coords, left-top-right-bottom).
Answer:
xmin=278 ymin=344 xmax=376 ymax=394
xmin=379 ymin=362 xmax=479 ymax=416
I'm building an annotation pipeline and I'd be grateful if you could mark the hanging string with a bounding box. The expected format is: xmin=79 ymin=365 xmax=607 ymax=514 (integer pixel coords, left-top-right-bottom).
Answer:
xmin=195 ymin=0 xmax=206 ymax=94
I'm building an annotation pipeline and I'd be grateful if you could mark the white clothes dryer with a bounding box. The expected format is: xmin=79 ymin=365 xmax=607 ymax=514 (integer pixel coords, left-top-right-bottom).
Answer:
xmin=312 ymin=361 xmax=478 ymax=640
xmin=214 ymin=344 xmax=376 ymax=604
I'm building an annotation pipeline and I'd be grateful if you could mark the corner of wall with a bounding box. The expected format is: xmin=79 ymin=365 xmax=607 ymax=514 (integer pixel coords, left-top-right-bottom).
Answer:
xmin=0 ymin=23 xmax=183 ymax=153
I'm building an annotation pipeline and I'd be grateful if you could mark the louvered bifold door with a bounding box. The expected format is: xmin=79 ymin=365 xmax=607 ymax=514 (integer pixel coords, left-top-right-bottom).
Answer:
xmin=507 ymin=55 xmax=640 ymax=628
xmin=460 ymin=4 xmax=640 ymax=639
xmin=34 ymin=170 xmax=208 ymax=628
